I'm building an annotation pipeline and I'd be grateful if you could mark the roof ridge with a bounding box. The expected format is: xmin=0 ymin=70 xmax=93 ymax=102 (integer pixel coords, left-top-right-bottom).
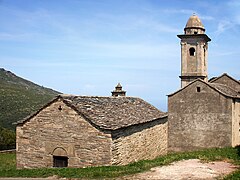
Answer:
xmin=209 ymin=73 xmax=240 ymax=85
xmin=209 ymin=83 xmax=240 ymax=98
xmin=59 ymin=94 xmax=139 ymax=98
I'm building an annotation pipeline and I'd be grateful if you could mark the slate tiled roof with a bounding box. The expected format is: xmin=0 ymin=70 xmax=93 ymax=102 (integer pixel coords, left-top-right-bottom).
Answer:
xmin=61 ymin=95 xmax=167 ymax=130
xmin=17 ymin=95 xmax=167 ymax=130
xmin=208 ymin=77 xmax=217 ymax=82
xmin=209 ymin=73 xmax=240 ymax=85
xmin=209 ymin=83 xmax=240 ymax=98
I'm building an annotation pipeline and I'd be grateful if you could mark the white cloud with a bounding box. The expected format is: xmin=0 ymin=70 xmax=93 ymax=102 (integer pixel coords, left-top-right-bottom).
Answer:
xmin=162 ymin=9 xmax=194 ymax=15
xmin=199 ymin=15 xmax=214 ymax=21
xmin=223 ymin=0 xmax=240 ymax=26
xmin=83 ymin=84 xmax=96 ymax=93
xmin=0 ymin=32 xmax=22 ymax=40
xmin=211 ymin=50 xmax=240 ymax=57
xmin=0 ymin=32 xmax=50 ymax=41
xmin=214 ymin=20 xmax=233 ymax=36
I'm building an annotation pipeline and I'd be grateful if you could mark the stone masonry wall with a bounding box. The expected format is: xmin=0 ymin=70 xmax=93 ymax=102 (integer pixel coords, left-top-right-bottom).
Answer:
xmin=111 ymin=118 xmax=168 ymax=165
xmin=232 ymin=99 xmax=240 ymax=146
xmin=168 ymin=81 xmax=233 ymax=152
xmin=16 ymin=99 xmax=112 ymax=169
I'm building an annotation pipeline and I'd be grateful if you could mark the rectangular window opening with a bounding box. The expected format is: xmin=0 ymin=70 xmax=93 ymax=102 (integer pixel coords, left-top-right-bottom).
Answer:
xmin=197 ymin=87 xmax=201 ymax=92
xmin=53 ymin=156 xmax=68 ymax=168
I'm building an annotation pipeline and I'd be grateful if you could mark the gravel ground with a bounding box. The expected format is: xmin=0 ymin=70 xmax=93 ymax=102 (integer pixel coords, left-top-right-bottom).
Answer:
xmin=119 ymin=159 xmax=238 ymax=180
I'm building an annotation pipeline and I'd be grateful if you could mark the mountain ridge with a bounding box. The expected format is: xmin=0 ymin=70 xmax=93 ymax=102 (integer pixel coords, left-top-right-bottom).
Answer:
xmin=0 ymin=68 xmax=60 ymax=130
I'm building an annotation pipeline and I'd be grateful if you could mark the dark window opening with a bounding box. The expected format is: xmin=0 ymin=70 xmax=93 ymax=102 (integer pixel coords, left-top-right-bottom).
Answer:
xmin=189 ymin=48 xmax=195 ymax=56
xmin=53 ymin=156 xmax=68 ymax=167
xmin=58 ymin=105 xmax=62 ymax=111
xmin=194 ymin=31 xmax=198 ymax=34
xmin=197 ymin=87 xmax=201 ymax=92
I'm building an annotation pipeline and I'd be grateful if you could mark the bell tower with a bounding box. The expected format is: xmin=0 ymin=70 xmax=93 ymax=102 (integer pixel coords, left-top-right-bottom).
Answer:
xmin=178 ymin=14 xmax=211 ymax=88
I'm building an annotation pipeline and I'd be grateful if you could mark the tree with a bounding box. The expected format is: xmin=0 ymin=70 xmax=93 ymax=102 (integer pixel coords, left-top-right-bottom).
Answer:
xmin=0 ymin=126 xmax=16 ymax=150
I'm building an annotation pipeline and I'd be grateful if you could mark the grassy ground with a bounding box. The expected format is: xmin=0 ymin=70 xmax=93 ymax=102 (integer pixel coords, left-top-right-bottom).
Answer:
xmin=0 ymin=147 xmax=239 ymax=179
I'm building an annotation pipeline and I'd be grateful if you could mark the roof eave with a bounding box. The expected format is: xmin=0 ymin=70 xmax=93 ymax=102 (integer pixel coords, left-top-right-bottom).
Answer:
xmin=177 ymin=34 xmax=211 ymax=42
xmin=111 ymin=114 xmax=168 ymax=131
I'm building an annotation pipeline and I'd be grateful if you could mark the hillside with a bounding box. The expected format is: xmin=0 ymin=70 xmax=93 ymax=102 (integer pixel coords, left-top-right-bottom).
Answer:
xmin=0 ymin=68 xmax=60 ymax=130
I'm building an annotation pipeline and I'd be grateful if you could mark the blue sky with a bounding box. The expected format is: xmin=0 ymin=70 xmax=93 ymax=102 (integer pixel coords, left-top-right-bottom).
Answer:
xmin=1 ymin=0 xmax=240 ymax=111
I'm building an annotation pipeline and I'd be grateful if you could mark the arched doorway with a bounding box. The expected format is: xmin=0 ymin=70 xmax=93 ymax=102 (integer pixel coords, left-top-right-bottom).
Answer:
xmin=52 ymin=147 xmax=68 ymax=167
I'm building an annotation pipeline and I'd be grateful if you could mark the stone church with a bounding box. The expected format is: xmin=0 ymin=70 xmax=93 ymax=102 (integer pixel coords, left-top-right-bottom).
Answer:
xmin=16 ymin=84 xmax=167 ymax=168
xmin=16 ymin=14 xmax=240 ymax=169
xmin=168 ymin=14 xmax=240 ymax=152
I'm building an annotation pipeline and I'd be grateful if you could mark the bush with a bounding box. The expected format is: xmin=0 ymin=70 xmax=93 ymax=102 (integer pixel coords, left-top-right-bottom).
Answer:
xmin=0 ymin=127 xmax=16 ymax=150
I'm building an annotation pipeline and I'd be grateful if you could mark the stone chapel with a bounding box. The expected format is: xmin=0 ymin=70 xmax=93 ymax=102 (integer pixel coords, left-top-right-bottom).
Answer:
xmin=16 ymin=84 xmax=167 ymax=168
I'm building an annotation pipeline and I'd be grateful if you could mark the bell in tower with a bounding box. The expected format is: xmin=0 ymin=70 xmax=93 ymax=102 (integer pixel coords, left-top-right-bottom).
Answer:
xmin=178 ymin=14 xmax=211 ymax=88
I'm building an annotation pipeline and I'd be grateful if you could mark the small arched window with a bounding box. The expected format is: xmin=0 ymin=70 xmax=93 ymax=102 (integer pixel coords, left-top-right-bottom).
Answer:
xmin=52 ymin=147 xmax=68 ymax=168
xmin=189 ymin=47 xmax=195 ymax=56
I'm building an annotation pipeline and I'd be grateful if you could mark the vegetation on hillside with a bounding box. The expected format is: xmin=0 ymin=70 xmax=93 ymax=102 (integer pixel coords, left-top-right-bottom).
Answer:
xmin=0 ymin=127 xmax=15 ymax=150
xmin=0 ymin=68 xmax=60 ymax=130
xmin=0 ymin=147 xmax=239 ymax=179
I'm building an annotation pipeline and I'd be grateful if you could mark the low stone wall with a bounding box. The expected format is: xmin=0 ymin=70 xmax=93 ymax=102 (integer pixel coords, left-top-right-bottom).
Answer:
xmin=0 ymin=149 xmax=16 ymax=154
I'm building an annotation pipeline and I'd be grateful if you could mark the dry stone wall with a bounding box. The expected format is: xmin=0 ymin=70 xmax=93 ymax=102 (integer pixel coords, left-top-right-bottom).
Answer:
xmin=111 ymin=118 xmax=168 ymax=165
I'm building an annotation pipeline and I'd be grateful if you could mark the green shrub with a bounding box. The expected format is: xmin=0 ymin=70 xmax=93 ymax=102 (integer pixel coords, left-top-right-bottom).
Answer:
xmin=0 ymin=127 xmax=15 ymax=150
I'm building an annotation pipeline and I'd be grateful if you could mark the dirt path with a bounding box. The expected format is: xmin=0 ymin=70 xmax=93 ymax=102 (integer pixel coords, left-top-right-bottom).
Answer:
xmin=119 ymin=159 xmax=238 ymax=180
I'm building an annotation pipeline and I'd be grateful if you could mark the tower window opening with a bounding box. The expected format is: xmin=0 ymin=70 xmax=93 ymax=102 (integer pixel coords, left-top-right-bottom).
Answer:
xmin=197 ymin=87 xmax=201 ymax=92
xmin=194 ymin=31 xmax=198 ymax=34
xmin=189 ymin=48 xmax=195 ymax=56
